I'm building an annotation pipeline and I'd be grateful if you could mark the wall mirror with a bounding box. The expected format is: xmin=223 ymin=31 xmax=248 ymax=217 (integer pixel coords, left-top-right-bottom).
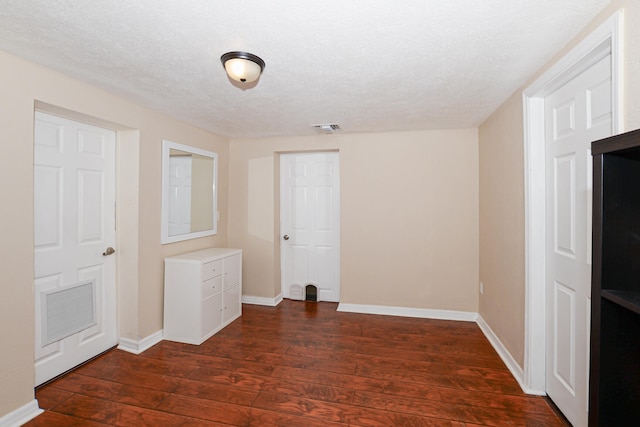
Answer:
xmin=161 ymin=140 xmax=218 ymax=244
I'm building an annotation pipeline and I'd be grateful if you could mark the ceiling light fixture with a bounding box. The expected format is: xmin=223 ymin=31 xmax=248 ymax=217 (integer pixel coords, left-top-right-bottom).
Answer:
xmin=220 ymin=51 xmax=265 ymax=83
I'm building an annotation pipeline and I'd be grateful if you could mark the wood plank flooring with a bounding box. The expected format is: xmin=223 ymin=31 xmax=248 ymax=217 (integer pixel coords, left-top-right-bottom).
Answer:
xmin=26 ymin=301 xmax=568 ymax=426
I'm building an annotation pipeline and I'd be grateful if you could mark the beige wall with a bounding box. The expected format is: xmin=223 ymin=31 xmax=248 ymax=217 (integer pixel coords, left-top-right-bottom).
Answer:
xmin=0 ymin=51 xmax=229 ymax=418
xmin=479 ymin=93 xmax=526 ymax=364
xmin=478 ymin=0 xmax=640 ymax=369
xmin=229 ymin=129 xmax=479 ymax=312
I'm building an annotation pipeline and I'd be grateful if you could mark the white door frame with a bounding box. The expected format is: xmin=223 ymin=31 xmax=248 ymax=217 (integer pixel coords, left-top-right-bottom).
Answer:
xmin=279 ymin=151 xmax=341 ymax=302
xmin=33 ymin=111 xmax=119 ymax=385
xmin=522 ymin=11 xmax=623 ymax=394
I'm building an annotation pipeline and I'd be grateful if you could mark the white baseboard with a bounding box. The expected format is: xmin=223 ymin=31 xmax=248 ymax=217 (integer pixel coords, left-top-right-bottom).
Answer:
xmin=336 ymin=303 xmax=478 ymax=322
xmin=242 ymin=293 xmax=283 ymax=307
xmin=117 ymin=330 xmax=163 ymax=355
xmin=0 ymin=399 xmax=42 ymax=427
xmin=476 ymin=314 xmax=542 ymax=395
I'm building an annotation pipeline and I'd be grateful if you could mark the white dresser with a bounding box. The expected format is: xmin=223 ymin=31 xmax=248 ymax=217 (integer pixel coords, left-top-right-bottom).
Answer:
xmin=163 ymin=248 xmax=242 ymax=344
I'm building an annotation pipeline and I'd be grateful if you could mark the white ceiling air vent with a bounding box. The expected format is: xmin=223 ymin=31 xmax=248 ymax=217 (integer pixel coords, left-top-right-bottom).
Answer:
xmin=311 ymin=124 xmax=342 ymax=135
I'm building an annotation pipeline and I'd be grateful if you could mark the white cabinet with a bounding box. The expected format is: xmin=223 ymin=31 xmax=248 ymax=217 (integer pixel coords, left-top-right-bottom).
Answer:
xmin=163 ymin=248 xmax=242 ymax=344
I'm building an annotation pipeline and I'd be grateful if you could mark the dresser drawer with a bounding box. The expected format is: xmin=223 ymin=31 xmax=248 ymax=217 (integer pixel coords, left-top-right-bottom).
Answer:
xmin=202 ymin=275 xmax=223 ymax=300
xmin=202 ymin=259 xmax=223 ymax=281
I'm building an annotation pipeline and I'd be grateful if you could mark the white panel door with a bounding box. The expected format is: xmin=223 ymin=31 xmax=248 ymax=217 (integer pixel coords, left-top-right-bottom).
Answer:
xmin=280 ymin=152 xmax=340 ymax=302
xmin=545 ymin=55 xmax=612 ymax=427
xmin=34 ymin=112 xmax=117 ymax=386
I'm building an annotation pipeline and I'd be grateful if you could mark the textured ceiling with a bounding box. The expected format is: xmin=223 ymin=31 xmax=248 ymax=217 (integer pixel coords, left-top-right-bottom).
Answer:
xmin=0 ymin=0 xmax=610 ymax=138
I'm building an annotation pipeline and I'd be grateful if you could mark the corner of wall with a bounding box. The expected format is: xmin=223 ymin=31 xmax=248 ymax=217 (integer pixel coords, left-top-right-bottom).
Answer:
xmin=117 ymin=130 xmax=141 ymax=340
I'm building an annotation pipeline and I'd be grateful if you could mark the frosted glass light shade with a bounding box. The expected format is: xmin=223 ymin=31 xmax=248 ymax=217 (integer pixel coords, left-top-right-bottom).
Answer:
xmin=221 ymin=52 xmax=265 ymax=83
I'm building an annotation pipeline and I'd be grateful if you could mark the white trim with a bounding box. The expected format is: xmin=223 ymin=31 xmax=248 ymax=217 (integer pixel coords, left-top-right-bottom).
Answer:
xmin=336 ymin=303 xmax=478 ymax=322
xmin=522 ymin=11 xmax=623 ymax=395
xmin=117 ymin=330 xmax=163 ymax=355
xmin=0 ymin=400 xmax=42 ymax=427
xmin=611 ymin=11 xmax=624 ymax=133
xmin=477 ymin=315 xmax=544 ymax=396
xmin=242 ymin=294 xmax=283 ymax=307
xmin=522 ymin=94 xmax=548 ymax=394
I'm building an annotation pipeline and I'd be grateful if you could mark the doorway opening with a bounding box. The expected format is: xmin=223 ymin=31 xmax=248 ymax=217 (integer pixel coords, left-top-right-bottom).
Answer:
xmin=279 ymin=151 xmax=341 ymax=303
xmin=305 ymin=284 xmax=318 ymax=302
xmin=34 ymin=111 xmax=118 ymax=386
xmin=521 ymin=10 xmax=622 ymax=423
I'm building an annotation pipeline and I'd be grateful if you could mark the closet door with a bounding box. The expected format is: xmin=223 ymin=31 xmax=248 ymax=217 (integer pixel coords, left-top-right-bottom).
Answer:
xmin=34 ymin=112 xmax=117 ymax=386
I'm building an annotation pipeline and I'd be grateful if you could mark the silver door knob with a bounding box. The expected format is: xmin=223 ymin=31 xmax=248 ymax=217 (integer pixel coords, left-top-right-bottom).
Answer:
xmin=102 ymin=247 xmax=116 ymax=256
xmin=283 ymin=235 xmax=290 ymax=240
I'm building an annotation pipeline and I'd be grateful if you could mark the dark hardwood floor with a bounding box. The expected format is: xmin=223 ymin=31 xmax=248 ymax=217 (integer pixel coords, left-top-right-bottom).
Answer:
xmin=26 ymin=301 xmax=568 ymax=426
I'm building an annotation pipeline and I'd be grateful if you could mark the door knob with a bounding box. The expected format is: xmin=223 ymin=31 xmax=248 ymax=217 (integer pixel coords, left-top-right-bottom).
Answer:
xmin=102 ymin=247 xmax=116 ymax=256
xmin=283 ymin=235 xmax=290 ymax=240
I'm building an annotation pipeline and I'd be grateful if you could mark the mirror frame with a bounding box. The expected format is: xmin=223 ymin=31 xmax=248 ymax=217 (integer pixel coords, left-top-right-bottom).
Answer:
xmin=161 ymin=139 xmax=218 ymax=244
